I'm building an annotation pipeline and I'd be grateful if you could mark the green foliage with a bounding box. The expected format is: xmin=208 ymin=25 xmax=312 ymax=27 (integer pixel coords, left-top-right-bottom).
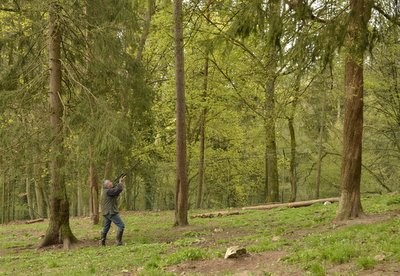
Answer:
xmin=357 ymin=256 xmax=377 ymax=270
xmin=308 ymin=263 xmax=326 ymax=276
xmin=163 ymin=248 xmax=206 ymax=266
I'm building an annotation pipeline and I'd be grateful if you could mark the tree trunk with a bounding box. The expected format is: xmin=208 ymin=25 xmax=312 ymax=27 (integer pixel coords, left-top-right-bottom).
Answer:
xmin=136 ymin=0 xmax=155 ymax=62
xmin=264 ymin=0 xmax=281 ymax=203
xmin=144 ymin=172 xmax=154 ymax=210
xmin=315 ymin=87 xmax=326 ymax=199
xmin=89 ymin=159 xmax=99 ymax=225
xmin=77 ymin=178 xmax=83 ymax=216
xmin=103 ymin=155 xmax=113 ymax=180
xmin=1 ymin=170 xmax=6 ymax=224
xmin=196 ymin=51 xmax=209 ymax=209
xmin=40 ymin=2 xmax=77 ymax=248
xmin=288 ymin=117 xmax=297 ymax=202
xmin=288 ymin=74 xmax=300 ymax=202
xmin=336 ymin=0 xmax=372 ymax=221
xmin=132 ymin=172 xmax=139 ymax=210
xmin=12 ymin=175 xmax=15 ymax=221
xmin=124 ymin=174 xmax=132 ymax=210
xmin=264 ymin=78 xmax=280 ymax=203
xmin=33 ymin=160 xmax=46 ymax=218
xmin=26 ymin=177 xmax=34 ymax=220
xmin=173 ymin=0 xmax=189 ymax=226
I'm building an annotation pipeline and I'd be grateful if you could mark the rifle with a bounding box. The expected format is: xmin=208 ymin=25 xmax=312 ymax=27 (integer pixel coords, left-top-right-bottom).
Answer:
xmin=113 ymin=172 xmax=127 ymax=184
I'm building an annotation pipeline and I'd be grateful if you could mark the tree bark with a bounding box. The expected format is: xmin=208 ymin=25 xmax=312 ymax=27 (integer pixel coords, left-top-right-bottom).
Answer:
xmin=173 ymin=0 xmax=189 ymax=226
xmin=288 ymin=74 xmax=300 ymax=202
xmin=77 ymin=174 xmax=83 ymax=216
xmin=288 ymin=117 xmax=297 ymax=202
xmin=144 ymin=172 xmax=154 ymax=210
xmin=1 ymin=170 xmax=6 ymax=224
xmin=196 ymin=49 xmax=210 ymax=209
xmin=26 ymin=177 xmax=34 ymax=219
xmin=264 ymin=0 xmax=281 ymax=203
xmin=336 ymin=0 xmax=372 ymax=221
xmin=315 ymin=83 xmax=326 ymax=199
xmin=40 ymin=2 xmax=77 ymax=248
xmin=33 ymin=163 xmax=46 ymax=218
xmin=89 ymin=158 xmax=99 ymax=225
xmin=136 ymin=0 xmax=155 ymax=62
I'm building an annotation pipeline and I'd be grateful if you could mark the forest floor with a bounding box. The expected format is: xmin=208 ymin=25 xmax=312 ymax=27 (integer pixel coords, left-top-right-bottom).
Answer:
xmin=166 ymin=210 xmax=400 ymax=276
xmin=1 ymin=193 xmax=400 ymax=275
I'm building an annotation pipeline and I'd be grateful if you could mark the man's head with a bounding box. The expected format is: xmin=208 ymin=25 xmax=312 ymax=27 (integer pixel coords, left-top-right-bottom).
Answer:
xmin=103 ymin=179 xmax=113 ymax=189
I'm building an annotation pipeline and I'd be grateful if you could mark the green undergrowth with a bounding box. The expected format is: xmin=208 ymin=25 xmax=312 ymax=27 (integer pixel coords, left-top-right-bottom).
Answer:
xmin=0 ymin=193 xmax=399 ymax=275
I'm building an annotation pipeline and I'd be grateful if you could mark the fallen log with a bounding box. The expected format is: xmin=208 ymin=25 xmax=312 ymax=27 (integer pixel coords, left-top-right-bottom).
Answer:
xmin=25 ymin=218 xmax=44 ymax=224
xmin=190 ymin=210 xmax=241 ymax=219
xmin=242 ymin=197 xmax=339 ymax=211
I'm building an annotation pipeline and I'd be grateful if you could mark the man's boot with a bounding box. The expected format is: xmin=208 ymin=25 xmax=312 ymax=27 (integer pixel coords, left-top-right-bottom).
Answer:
xmin=116 ymin=229 xmax=124 ymax=246
xmin=100 ymin=232 xmax=107 ymax=246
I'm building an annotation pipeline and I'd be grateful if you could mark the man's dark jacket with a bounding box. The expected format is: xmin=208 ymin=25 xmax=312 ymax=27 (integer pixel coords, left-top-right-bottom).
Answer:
xmin=102 ymin=183 xmax=123 ymax=215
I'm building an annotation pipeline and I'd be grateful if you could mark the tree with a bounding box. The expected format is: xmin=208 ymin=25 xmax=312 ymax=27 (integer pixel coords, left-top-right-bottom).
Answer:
xmin=40 ymin=2 xmax=77 ymax=248
xmin=173 ymin=0 xmax=189 ymax=226
xmin=335 ymin=0 xmax=372 ymax=220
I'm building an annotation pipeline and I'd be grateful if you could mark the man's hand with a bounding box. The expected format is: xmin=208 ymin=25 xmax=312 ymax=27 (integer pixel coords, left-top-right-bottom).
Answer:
xmin=119 ymin=175 xmax=126 ymax=183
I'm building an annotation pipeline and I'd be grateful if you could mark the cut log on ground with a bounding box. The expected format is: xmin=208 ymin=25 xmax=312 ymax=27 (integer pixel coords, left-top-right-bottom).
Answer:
xmin=190 ymin=210 xmax=241 ymax=219
xmin=242 ymin=197 xmax=339 ymax=211
xmin=25 ymin=218 xmax=44 ymax=224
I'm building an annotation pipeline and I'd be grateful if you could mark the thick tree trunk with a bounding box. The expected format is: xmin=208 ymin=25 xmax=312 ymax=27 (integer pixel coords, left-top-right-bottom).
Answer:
xmin=40 ymin=2 xmax=77 ymax=248
xmin=336 ymin=0 xmax=372 ymax=221
xmin=173 ymin=0 xmax=189 ymax=226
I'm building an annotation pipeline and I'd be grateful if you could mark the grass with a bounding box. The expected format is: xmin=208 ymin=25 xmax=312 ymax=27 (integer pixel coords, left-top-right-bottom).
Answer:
xmin=0 ymin=193 xmax=399 ymax=275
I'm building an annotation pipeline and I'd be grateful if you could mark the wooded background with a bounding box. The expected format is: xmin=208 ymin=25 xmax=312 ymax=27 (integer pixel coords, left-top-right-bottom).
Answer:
xmin=0 ymin=0 xmax=398 ymax=227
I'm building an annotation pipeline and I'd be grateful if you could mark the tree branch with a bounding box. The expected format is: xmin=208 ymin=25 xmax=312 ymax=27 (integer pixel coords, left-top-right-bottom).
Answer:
xmin=0 ymin=6 xmax=20 ymax=12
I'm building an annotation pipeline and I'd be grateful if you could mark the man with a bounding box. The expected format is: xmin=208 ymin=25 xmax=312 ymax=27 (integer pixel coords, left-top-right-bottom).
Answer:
xmin=100 ymin=176 xmax=125 ymax=246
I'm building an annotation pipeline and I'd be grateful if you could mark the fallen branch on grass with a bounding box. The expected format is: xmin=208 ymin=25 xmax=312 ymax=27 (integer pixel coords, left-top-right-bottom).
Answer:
xmin=25 ymin=218 xmax=44 ymax=224
xmin=190 ymin=210 xmax=241 ymax=219
xmin=242 ymin=197 xmax=339 ymax=210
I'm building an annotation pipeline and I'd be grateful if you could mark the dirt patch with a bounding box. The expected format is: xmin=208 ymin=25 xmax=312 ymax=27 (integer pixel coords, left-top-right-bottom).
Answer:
xmin=359 ymin=262 xmax=400 ymax=276
xmin=165 ymin=251 xmax=303 ymax=275
xmin=332 ymin=211 xmax=400 ymax=229
xmin=325 ymin=261 xmax=400 ymax=276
